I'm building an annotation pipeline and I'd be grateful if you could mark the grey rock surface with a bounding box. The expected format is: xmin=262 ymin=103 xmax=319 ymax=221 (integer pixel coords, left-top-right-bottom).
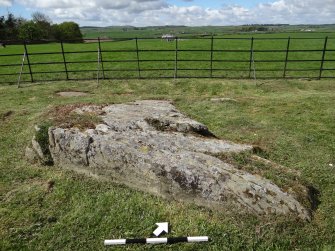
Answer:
xmin=32 ymin=137 xmax=45 ymax=160
xmin=48 ymin=100 xmax=311 ymax=220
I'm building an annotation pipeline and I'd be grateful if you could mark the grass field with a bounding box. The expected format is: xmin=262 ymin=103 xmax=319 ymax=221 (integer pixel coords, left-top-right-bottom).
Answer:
xmin=0 ymin=32 xmax=334 ymax=84
xmin=80 ymin=25 xmax=335 ymax=39
xmin=0 ymin=78 xmax=335 ymax=250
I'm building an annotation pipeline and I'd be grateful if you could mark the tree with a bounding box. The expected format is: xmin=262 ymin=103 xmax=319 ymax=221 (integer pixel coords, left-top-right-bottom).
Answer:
xmin=32 ymin=12 xmax=52 ymax=24
xmin=0 ymin=12 xmax=83 ymax=42
xmin=4 ymin=13 xmax=19 ymax=40
xmin=241 ymin=25 xmax=269 ymax=32
xmin=53 ymin=22 xmax=83 ymax=41
xmin=18 ymin=21 xmax=41 ymax=40
xmin=0 ymin=16 xmax=5 ymax=40
xmin=32 ymin=12 xmax=52 ymax=39
xmin=51 ymin=24 xmax=61 ymax=40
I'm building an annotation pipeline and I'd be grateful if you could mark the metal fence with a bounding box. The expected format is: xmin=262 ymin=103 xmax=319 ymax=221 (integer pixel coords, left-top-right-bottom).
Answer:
xmin=0 ymin=36 xmax=334 ymax=85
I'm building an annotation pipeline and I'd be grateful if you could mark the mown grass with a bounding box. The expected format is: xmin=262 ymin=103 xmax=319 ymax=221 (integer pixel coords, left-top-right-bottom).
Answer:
xmin=0 ymin=33 xmax=334 ymax=84
xmin=0 ymin=79 xmax=334 ymax=250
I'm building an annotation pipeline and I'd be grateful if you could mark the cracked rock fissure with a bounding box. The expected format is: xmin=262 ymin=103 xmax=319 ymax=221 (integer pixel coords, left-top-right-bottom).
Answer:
xmin=48 ymin=100 xmax=311 ymax=220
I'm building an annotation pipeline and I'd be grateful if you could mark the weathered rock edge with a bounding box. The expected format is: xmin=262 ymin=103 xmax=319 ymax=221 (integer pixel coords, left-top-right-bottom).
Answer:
xmin=46 ymin=100 xmax=311 ymax=220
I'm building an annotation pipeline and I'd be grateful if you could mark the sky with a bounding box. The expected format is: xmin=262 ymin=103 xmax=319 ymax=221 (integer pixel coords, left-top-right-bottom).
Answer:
xmin=0 ymin=0 xmax=335 ymax=27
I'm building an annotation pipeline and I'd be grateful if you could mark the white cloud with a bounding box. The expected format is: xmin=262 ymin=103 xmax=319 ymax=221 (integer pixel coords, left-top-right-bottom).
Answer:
xmin=6 ymin=0 xmax=335 ymax=26
xmin=256 ymin=0 xmax=335 ymax=24
xmin=0 ymin=0 xmax=12 ymax=6
xmin=16 ymin=0 xmax=164 ymax=10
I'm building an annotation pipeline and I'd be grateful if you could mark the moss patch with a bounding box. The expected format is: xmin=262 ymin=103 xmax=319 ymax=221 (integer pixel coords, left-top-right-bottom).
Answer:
xmin=35 ymin=122 xmax=53 ymax=166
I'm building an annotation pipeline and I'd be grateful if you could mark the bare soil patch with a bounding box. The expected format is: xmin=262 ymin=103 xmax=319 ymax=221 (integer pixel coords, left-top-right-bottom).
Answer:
xmin=1 ymin=110 xmax=14 ymax=121
xmin=47 ymin=103 xmax=105 ymax=130
xmin=56 ymin=91 xmax=89 ymax=97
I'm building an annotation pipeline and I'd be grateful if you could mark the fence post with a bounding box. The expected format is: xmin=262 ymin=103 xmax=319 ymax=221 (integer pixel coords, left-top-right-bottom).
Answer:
xmin=248 ymin=37 xmax=254 ymax=79
xmin=319 ymin=36 xmax=328 ymax=80
xmin=210 ymin=36 xmax=214 ymax=78
xmin=174 ymin=37 xmax=178 ymax=79
xmin=60 ymin=41 xmax=69 ymax=80
xmin=283 ymin=36 xmax=291 ymax=78
xmin=135 ymin=38 xmax=141 ymax=79
xmin=17 ymin=51 xmax=26 ymax=88
xmin=98 ymin=37 xmax=105 ymax=79
xmin=97 ymin=47 xmax=101 ymax=86
xmin=24 ymin=41 xmax=34 ymax=82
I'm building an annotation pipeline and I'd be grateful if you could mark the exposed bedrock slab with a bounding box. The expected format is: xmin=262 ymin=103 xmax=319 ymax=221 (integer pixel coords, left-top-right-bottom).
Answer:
xmin=48 ymin=100 xmax=311 ymax=220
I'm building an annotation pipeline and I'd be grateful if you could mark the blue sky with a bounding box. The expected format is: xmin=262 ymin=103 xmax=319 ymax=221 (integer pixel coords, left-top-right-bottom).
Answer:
xmin=1 ymin=0 xmax=334 ymax=26
xmin=2 ymin=4 xmax=29 ymax=19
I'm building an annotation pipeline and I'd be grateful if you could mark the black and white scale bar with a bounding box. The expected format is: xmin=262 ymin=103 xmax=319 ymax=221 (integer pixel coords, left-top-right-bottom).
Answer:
xmin=104 ymin=236 xmax=209 ymax=245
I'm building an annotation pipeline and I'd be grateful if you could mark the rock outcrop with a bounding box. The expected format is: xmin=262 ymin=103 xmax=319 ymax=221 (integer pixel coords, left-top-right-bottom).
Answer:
xmin=44 ymin=100 xmax=312 ymax=220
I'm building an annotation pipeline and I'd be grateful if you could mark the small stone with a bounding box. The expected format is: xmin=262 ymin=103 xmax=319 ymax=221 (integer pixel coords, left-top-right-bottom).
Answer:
xmin=85 ymin=129 xmax=97 ymax=135
xmin=32 ymin=137 xmax=44 ymax=160
xmin=96 ymin=124 xmax=109 ymax=133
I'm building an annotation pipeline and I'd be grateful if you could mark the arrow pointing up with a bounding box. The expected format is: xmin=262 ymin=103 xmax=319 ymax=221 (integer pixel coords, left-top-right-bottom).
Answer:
xmin=153 ymin=222 xmax=169 ymax=237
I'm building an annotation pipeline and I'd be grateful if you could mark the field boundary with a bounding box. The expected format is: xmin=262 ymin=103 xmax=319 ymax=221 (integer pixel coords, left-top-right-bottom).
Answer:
xmin=1 ymin=36 xmax=335 ymax=84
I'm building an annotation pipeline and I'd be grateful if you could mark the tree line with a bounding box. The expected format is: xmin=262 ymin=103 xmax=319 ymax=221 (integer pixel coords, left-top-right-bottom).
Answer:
xmin=0 ymin=12 xmax=83 ymax=42
xmin=240 ymin=25 xmax=270 ymax=32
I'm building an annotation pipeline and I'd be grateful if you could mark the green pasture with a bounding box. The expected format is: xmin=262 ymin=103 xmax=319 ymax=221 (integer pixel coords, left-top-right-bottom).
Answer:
xmin=80 ymin=25 xmax=335 ymax=39
xmin=1 ymin=79 xmax=335 ymax=250
xmin=0 ymin=33 xmax=334 ymax=83
xmin=81 ymin=26 xmax=246 ymax=39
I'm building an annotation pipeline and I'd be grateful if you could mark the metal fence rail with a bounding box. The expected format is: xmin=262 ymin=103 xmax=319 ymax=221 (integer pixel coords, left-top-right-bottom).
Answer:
xmin=0 ymin=36 xmax=334 ymax=85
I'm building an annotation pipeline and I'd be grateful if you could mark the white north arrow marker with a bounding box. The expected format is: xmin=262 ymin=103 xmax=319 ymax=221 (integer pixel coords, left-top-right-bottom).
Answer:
xmin=153 ymin=222 xmax=169 ymax=237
